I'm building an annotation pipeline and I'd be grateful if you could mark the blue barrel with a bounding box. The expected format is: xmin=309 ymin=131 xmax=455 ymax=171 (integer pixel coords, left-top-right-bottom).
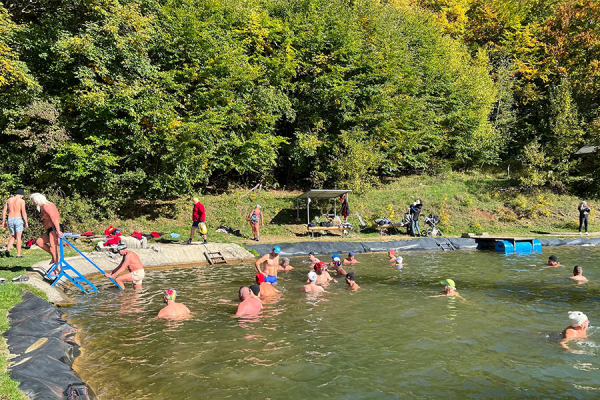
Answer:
xmin=495 ymin=239 xmax=542 ymax=254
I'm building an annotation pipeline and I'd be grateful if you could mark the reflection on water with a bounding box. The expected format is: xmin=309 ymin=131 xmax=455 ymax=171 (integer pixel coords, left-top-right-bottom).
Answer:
xmin=67 ymin=247 xmax=600 ymax=399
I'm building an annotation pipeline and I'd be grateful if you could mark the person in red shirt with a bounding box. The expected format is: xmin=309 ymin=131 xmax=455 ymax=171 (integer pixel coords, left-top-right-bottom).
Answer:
xmin=186 ymin=198 xmax=207 ymax=244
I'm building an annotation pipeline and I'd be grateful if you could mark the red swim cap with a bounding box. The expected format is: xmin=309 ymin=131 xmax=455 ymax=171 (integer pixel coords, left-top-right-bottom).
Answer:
xmin=255 ymin=273 xmax=265 ymax=283
xmin=316 ymin=261 xmax=327 ymax=270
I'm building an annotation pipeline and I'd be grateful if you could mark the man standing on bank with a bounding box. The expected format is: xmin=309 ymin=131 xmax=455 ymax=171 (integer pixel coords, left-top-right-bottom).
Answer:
xmin=30 ymin=193 xmax=62 ymax=273
xmin=2 ymin=189 xmax=29 ymax=258
xmin=578 ymin=201 xmax=591 ymax=235
xmin=187 ymin=198 xmax=207 ymax=244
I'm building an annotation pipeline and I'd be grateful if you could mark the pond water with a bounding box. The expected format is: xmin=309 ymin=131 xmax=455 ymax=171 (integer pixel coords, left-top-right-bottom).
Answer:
xmin=66 ymin=247 xmax=600 ymax=399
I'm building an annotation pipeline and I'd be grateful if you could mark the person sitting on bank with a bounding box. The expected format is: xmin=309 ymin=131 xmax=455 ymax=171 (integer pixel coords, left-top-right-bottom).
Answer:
xmin=345 ymin=272 xmax=360 ymax=291
xmin=545 ymin=255 xmax=562 ymax=268
xmin=255 ymin=273 xmax=279 ymax=299
xmin=343 ymin=252 xmax=360 ymax=265
xmin=158 ymin=289 xmax=191 ymax=319
xmin=105 ymin=244 xmax=145 ymax=289
xmin=278 ymin=258 xmax=294 ymax=271
xmin=569 ymin=265 xmax=588 ymax=283
xmin=235 ymin=286 xmax=262 ymax=317
xmin=302 ymin=271 xmax=325 ymax=293
xmin=578 ymin=201 xmax=592 ymax=235
xmin=560 ymin=311 xmax=590 ymax=351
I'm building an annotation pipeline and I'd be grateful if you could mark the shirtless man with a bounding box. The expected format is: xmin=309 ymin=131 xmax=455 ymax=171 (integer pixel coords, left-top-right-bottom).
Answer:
xmin=345 ymin=272 xmax=360 ymax=291
xmin=561 ymin=311 xmax=589 ymax=351
xmin=2 ymin=189 xmax=28 ymax=258
xmin=302 ymin=271 xmax=325 ymax=293
xmin=545 ymin=255 xmax=562 ymax=268
xmin=235 ymin=286 xmax=262 ymax=317
xmin=278 ymin=258 xmax=294 ymax=271
xmin=570 ymin=265 xmax=588 ymax=283
xmin=30 ymin=193 xmax=62 ymax=272
xmin=157 ymin=289 xmax=191 ymax=318
xmin=255 ymin=246 xmax=280 ymax=285
xmin=315 ymin=261 xmax=334 ymax=285
xmin=343 ymin=252 xmax=360 ymax=265
xmin=329 ymin=257 xmax=347 ymax=276
xmin=105 ymin=244 xmax=145 ymax=289
xmin=308 ymin=252 xmax=320 ymax=269
xmin=255 ymin=273 xmax=279 ymax=299
xmin=388 ymin=249 xmax=396 ymax=262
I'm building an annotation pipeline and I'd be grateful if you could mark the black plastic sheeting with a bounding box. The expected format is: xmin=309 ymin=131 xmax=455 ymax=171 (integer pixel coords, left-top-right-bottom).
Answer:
xmin=4 ymin=292 xmax=96 ymax=400
xmin=247 ymin=237 xmax=600 ymax=256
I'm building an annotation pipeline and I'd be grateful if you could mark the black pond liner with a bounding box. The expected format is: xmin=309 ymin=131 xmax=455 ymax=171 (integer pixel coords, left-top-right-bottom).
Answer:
xmin=246 ymin=237 xmax=600 ymax=256
xmin=4 ymin=292 xmax=96 ymax=400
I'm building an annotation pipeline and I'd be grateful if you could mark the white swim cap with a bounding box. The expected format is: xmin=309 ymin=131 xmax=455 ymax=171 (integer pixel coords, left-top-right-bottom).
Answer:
xmin=395 ymin=256 xmax=403 ymax=264
xmin=333 ymin=257 xmax=340 ymax=262
xmin=308 ymin=271 xmax=318 ymax=282
xmin=568 ymin=311 xmax=588 ymax=327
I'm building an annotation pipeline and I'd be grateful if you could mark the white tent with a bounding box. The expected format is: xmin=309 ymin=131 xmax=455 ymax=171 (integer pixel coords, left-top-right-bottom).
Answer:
xmin=296 ymin=189 xmax=352 ymax=224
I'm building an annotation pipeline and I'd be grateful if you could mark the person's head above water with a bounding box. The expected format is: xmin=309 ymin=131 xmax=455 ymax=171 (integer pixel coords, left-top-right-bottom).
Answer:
xmin=281 ymin=257 xmax=290 ymax=266
xmin=440 ymin=279 xmax=455 ymax=288
xmin=573 ymin=265 xmax=583 ymax=276
xmin=346 ymin=272 xmax=356 ymax=282
xmin=348 ymin=252 xmax=355 ymax=258
xmin=239 ymin=286 xmax=250 ymax=300
xmin=249 ymin=284 xmax=260 ymax=297
xmin=255 ymin=273 xmax=266 ymax=284
xmin=568 ymin=311 xmax=589 ymax=328
xmin=395 ymin=256 xmax=403 ymax=264
xmin=272 ymin=246 xmax=281 ymax=255
xmin=315 ymin=261 xmax=327 ymax=272
xmin=308 ymin=271 xmax=318 ymax=282
xmin=388 ymin=249 xmax=395 ymax=256
xmin=164 ymin=289 xmax=177 ymax=302
xmin=548 ymin=255 xmax=559 ymax=265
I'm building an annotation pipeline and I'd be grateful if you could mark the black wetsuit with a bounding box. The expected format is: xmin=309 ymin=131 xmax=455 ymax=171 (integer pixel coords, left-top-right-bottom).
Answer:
xmin=579 ymin=204 xmax=591 ymax=233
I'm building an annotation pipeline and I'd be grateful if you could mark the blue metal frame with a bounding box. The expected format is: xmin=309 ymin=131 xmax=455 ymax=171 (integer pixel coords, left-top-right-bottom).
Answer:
xmin=44 ymin=237 xmax=123 ymax=292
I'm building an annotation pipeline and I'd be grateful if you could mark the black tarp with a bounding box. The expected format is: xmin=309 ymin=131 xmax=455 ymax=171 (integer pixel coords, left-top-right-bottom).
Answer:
xmin=4 ymin=292 xmax=96 ymax=400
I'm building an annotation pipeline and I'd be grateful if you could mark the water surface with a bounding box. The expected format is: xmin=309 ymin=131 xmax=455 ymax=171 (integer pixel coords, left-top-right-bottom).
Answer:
xmin=66 ymin=247 xmax=600 ymax=399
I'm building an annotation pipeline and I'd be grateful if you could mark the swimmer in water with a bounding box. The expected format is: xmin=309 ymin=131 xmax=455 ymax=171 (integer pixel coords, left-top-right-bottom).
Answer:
xmin=345 ymin=272 xmax=360 ymax=291
xmin=388 ymin=249 xmax=396 ymax=262
xmin=545 ymin=255 xmax=562 ymax=268
xmin=329 ymin=254 xmax=347 ymax=276
xmin=569 ymin=265 xmax=588 ymax=283
xmin=255 ymin=246 xmax=280 ymax=285
xmin=560 ymin=311 xmax=590 ymax=351
xmin=302 ymin=271 xmax=325 ymax=293
xmin=308 ymin=252 xmax=320 ymax=269
xmin=343 ymin=252 xmax=360 ymax=265
xmin=278 ymin=257 xmax=294 ymax=271
xmin=256 ymin=273 xmax=280 ymax=299
xmin=431 ymin=279 xmax=465 ymax=300
xmin=235 ymin=286 xmax=262 ymax=317
xmin=157 ymin=289 xmax=191 ymax=319
xmin=315 ymin=261 xmax=334 ymax=284
xmin=394 ymin=256 xmax=405 ymax=268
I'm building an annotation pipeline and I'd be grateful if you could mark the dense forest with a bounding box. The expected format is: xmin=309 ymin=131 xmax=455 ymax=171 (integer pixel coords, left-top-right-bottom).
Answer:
xmin=1 ymin=0 xmax=599 ymax=210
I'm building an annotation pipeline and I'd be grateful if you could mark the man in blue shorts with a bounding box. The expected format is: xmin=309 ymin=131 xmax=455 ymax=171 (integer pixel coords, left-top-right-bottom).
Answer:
xmin=254 ymin=246 xmax=281 ymax=284
xmin=2 ymin=189 xmax=29 ymax=258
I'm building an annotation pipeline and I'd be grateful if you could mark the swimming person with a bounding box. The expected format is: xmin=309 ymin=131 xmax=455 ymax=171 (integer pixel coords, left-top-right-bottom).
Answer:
xmin=186 ymin=198 xmax=207 ymax=244
xmin=157 ymin=289 xmax=191 ymax=319
xmin=570 ymin=265 xmax=588 ymax=283
xmin=545 ymin=255 xmax=562 ymax=268
xmin=30 ymin=193 xmax=63 ymax=273
xmin=431 ymin=279 xmax=463 ymax=298
xmin=302 ymin=272 xmax=325 ymax=293
xmin=308 ymin=252 xmax=320 ymax=268
xmin=329 ymin=261 xmax=347 ymax=276
xmin=578 ymin=201 xmax=591 ymax=235
xmin=560 ymin=311 xmax=589 ymax=351
xmin=235 ymin=286 xmax=262 ymax=317
xmin=343 ymin=252 xmax=360 ymax=264
xmin=315 ymin=261 xmax=334 ymax=284
xmin=247 ymin=204 xmax=264 ymax=241
xmin=2 ymin=189 xmax=28 ymax=258
xmin=345 ymin=272 xmax=360 ymax=291
xmin=388 ymin=249 xmax=396 ymax=262
xmin=394 ymin=256 xmax=405 ymax=268
xmin=256 ymin=273 xmax=280 ymax=299
xmin=105 ymin=244 xmax=145 ymax=289
xmin=255 ymin=246 xmax=281 ymax=284
xmin=278 ymin=258 xmax=294 ymax=271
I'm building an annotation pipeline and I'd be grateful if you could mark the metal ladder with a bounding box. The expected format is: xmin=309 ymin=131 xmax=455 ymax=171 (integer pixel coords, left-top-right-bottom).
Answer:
xmin=45 ymin=237 xmax=123 ymax=293
xmin=436 ymin=239 xmax=456 ymax=251
xmin=202 ymin=243 xmax=227 ymax=265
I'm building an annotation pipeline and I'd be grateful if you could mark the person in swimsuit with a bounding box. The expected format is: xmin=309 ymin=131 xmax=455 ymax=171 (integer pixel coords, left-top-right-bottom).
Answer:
xmin=30 ymin=193 xmax=63 ymax=272
xmin=2 ymin=189 xmax=29 ymax=258
xmin=343 ymin=252 xmax=360 ymax=264
xmin=315 ymin=261 xmax=334 ymax=285
xmin=302 ymin=271 xmax=325 ymax=293
xmin=158 ymin=289 xmax=191 ymax=318
xmin=105 ymin=244 xmax=145 ymax=289
xmin=247 ymin=204 xmax=264 ymax=241
xmin=278 ymin=258 xmax=294 ymax=271
xmin=255 ymin=246 xmax=280 ymax=284
xmin=430 ymin=279 xmax=465 ymax=300
xmin=308 ymin=252 xmax=320 ymax=269
xmin=388 ymin=249 xmax=397 ymax=262
xmin=235 ymin=286 xmax=262 ymax=317
xmin=545 ymin=255 xmax=562 ymax=268
xmin=329 ymin=254 xmax=347 ymax=276
xmin=345 ymin=272 xmax=360 ymax=291
xmin=570 ymin=265 xmax=588 ymax=283
xmin=255 ymin=273 xmax=280 ymax=299
xmin=561 ymin=311 xmax=589 ymax=351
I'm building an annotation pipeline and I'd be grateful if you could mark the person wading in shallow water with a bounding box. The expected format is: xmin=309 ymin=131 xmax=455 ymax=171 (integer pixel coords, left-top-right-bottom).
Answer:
xmin=545 ymin=255 xmax=562 ymax=268
xmin=302 ymin=272 xmax=325 ymax=293
xmin=345 ymin=272 xmax=360 ymax=291
xmin=255 ymin=246 xmax=280 ymax=284
xmin=105 ymin=244 xmax=145 ymax=289
xmin=158 ymin=289 xmax=191 ymax=319
xmin=569 ymin=265 xmax=588 ymax=283
xmin=235 ymin=286 xmax=262 ymax=317
xmin=561 ymin=311 xmax=590 ymax=351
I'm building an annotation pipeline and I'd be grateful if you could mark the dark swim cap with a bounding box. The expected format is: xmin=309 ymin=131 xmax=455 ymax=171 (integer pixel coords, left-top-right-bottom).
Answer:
xmin=549 ymin=255 xmax=558 ymax=262
xmin=15 ymin=189 xmax=25 ymax=195
xmin=346 ymin=272 xmax=356 ymax=281
xmin=249 ymin=284 xmax=260 ymax=296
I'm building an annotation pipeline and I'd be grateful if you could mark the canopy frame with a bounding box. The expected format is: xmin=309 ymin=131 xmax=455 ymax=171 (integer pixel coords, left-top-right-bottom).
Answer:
xmin=296 ymin=189 xmax=352 ymax=225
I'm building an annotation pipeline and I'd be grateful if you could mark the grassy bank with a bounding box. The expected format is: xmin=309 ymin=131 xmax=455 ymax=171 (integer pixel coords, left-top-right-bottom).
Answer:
xmin=0 ymin=251 xmax=49 ymax=400
xmin=8 ymin=171 xmax=589 ymax=246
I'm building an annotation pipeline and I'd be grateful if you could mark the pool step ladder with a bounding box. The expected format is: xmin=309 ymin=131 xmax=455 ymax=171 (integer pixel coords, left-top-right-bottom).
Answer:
xmin=204 ymin=249 xmax=228 ymax=265
xmin=44 ymin=237 xmax=123 ymax=293
xmin=436 ymin=239 xmax=456 ymax=251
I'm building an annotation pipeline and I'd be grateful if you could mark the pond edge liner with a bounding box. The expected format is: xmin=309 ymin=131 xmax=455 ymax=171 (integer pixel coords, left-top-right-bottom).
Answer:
xmin=245 ymin=237 xmax=600 ymax=256
xmin=4 ymin=292 xmax=96 ymax=400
